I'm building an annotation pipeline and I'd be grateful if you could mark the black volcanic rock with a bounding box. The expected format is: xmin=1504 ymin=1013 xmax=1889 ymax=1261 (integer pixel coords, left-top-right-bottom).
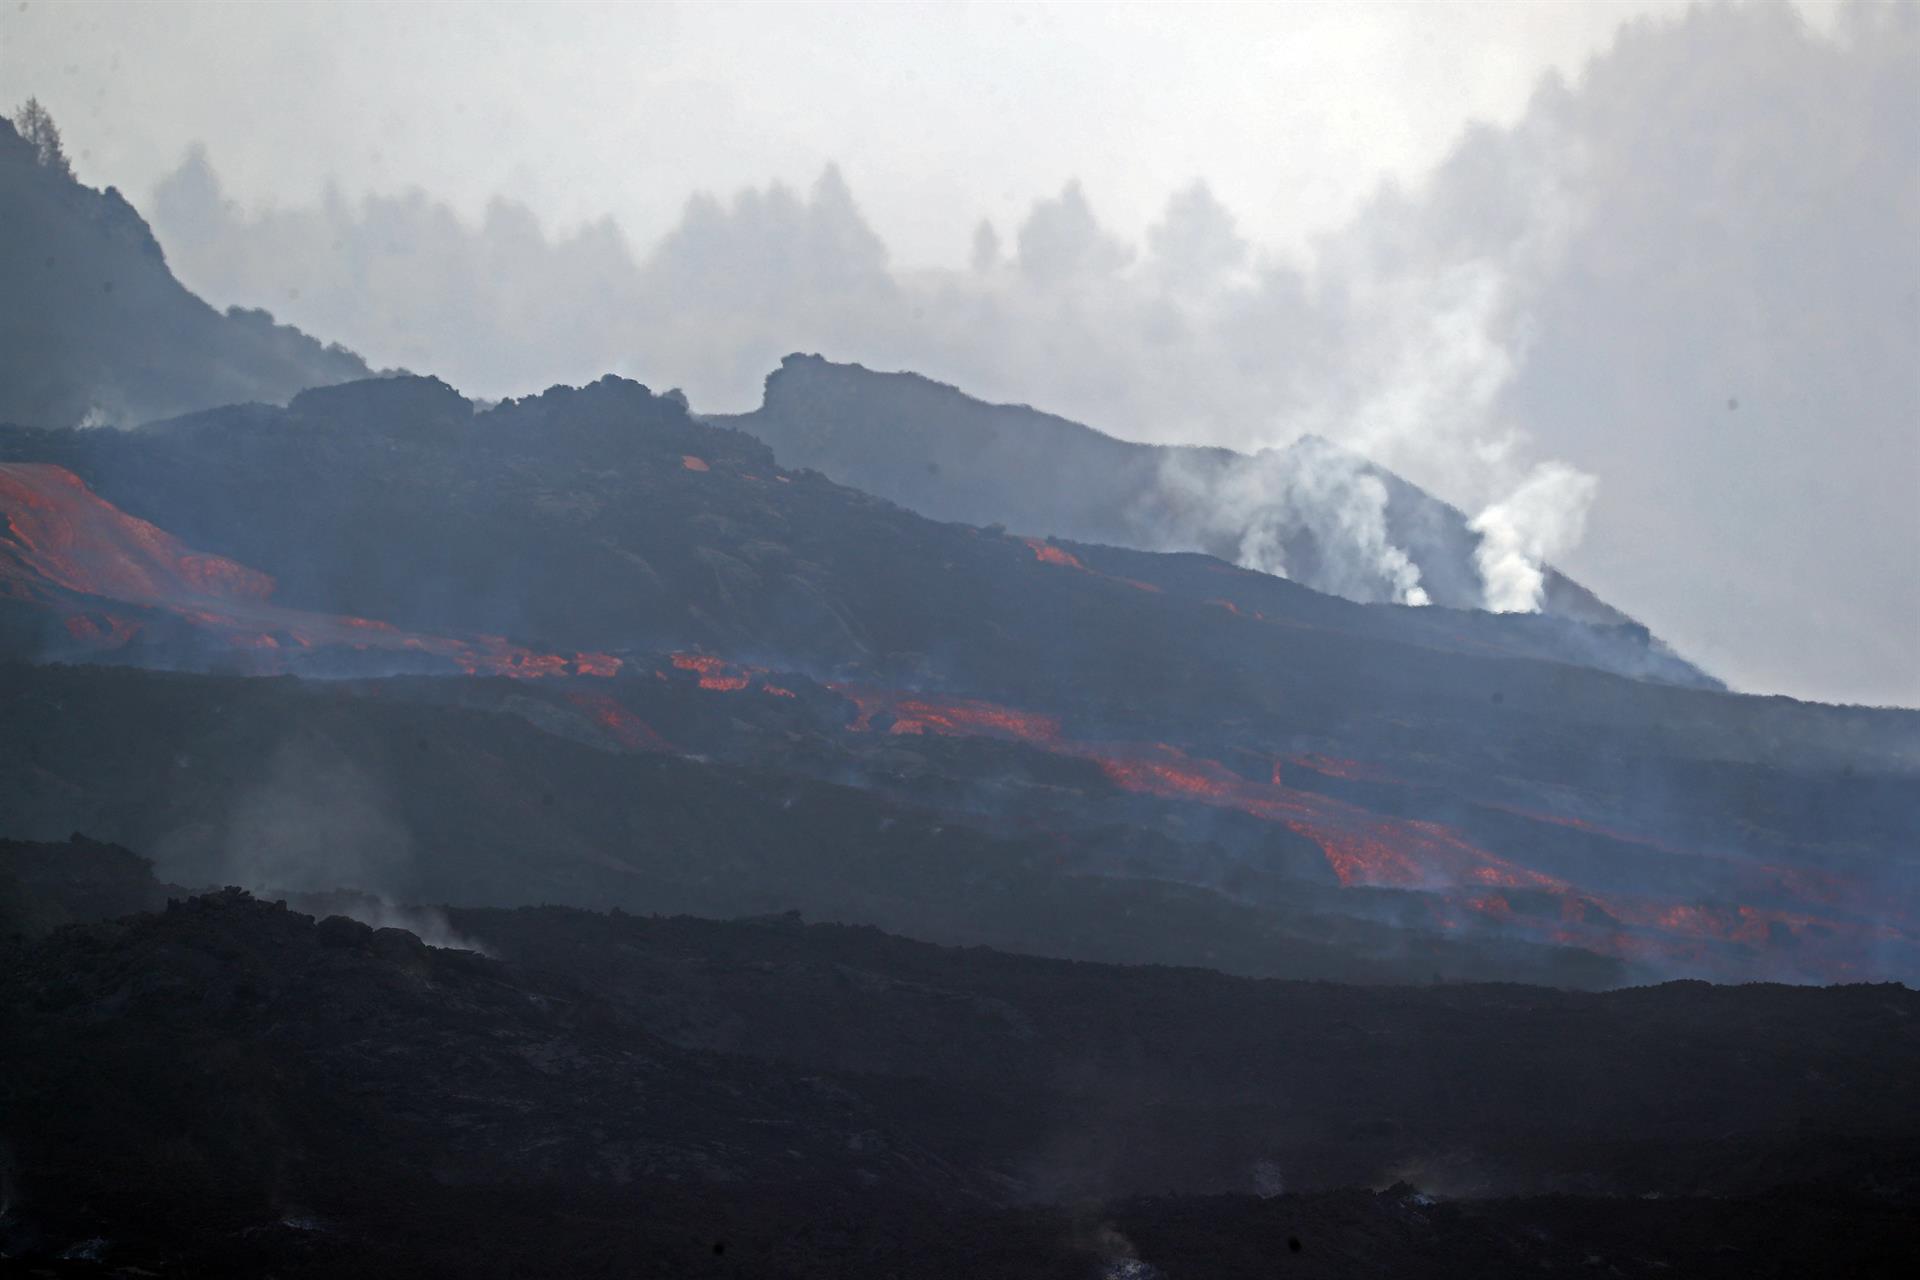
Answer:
xmin=2 ymin=892 xmax=1916 ymax=1276
xmin=0 ymin=892 xmax=1010 ymax=1261
xmin=0 ymin=833 xmax=170 ymax=937
xmin=0 ymin=114 xmax=371 ymax=430
xmin=286 ymin=371 xmax=475 ymax=429
xmin=456 ymin=901 xmax=1920 ymax=1203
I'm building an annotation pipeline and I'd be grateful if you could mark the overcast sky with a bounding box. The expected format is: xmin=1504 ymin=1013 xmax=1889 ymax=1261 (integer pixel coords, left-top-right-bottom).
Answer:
xmin=0 ymin=0 xmax=1841 ymax=265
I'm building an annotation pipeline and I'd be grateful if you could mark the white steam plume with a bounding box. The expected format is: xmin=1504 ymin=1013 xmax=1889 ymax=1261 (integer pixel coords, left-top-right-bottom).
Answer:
xmin=1157 ymin=440 xmax=1432 ymax=606
xmin=1469 ymin=462 xmax=1598 ymax=613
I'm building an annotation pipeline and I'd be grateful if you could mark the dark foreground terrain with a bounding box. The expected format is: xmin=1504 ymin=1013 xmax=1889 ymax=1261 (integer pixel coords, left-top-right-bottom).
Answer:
xmin=3 ymin=846 xmax=1917 ymax=1277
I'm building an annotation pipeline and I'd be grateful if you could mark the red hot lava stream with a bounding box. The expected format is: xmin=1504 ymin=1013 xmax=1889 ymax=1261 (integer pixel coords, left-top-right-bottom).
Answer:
xmin=1022 ymin=537 xmax=1161 ymax=593
xmin=826 ymin=685 xmax=1905 ymax=980
xmin=0 ymin=463 xmax=619 ymax=678
xmin=6 ymin=467 xmax=1901 ymax=978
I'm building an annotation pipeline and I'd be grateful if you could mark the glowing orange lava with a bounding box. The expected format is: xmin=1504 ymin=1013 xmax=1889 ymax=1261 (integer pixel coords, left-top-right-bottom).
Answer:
xmin=832 ymin=686 xmax=1063 ymax=741
xmin=668 ymin=652 xmax=752 ymax=691
xmin=1020 ymin=537 xmax=1164 ymax=594
xmin=1 ymin=463 xmax=620 ymax=679
xmin=1024 ymin=538 xmax=1086 ymax=571
xmin=572 ymin=652 xmax=625 ymax=678
xmin=2 ymin=463 xmax=273 ymax=605
xmin=811 ymin=682 xmax=1907 ymax=979
xmin=680 ymin=455 xmax=710 ymax=472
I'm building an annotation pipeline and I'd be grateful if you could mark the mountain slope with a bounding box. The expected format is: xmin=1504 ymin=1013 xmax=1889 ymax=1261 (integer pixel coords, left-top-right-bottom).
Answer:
xmin=1 ymin=378 xmax=1914 ymax=985
xmin=0 ymin=116 xmax=371 ymax=429
xmin=718 ymin=354 xmax=1675 ymax=648
xmin=0 ymin=373 xmax=1710 ymax=692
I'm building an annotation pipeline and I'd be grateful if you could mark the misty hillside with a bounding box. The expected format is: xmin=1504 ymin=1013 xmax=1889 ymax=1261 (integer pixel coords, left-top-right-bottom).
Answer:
xmin=0 ymin=113 xmax=369 ymax=429
xmin=3 ymin=375 xmax=1914 ymax=992
xmin=0 ymin=373 xmax=1708 ymax=692
xmin=720 ymin=353 xmax=1660 ymax=636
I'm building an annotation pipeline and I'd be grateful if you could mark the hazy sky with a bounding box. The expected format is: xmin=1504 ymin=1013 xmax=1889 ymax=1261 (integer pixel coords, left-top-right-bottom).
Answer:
xmin=0 ymin=0 xmax=1840 ymax=266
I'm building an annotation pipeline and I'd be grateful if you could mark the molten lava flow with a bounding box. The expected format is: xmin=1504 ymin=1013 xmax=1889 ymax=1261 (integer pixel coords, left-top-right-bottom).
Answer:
xmin=829 ymin=687 xmax=1539 ymax=894
xmin=572 ymin=652 xmax=625 ymax=678
xmin=661 ymin=652 xmax=808 ymax=698
xmin=1204 ymin=597 xmax=1271 ymax=621
xmin=1 ymin=463 xmax=621 ymax=679
xmin=831 ymin=686 xmax=1062 ymax=741
xmin=1020 ymin=537 xmax=1163 ymax=594
xmin=668 ymin=652 xmax=752 ymax=691
xmin=1084 ymin=742 xmax=1560 ymax=893
xmin=680 ymin=455 xmax=710 ymax=472
xmin=1024 ymin=538 xmax=1087 ymax=571
xmin=2 ymin=463 xmax=274 ymax=605
xmin=814 ymin=682 xmax=1909 ymax=980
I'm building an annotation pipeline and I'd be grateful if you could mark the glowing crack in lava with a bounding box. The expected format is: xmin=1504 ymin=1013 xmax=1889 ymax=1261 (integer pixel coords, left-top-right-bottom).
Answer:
xmin=825 ymin=683 xmax=1908 ymax=980
xmin=668 ymin=652 xmax=751 ymax=691
xmin=0 ymin=463 xmax=619 ymax=679
xmin=666 ymin=651 xmax=799 ymax=698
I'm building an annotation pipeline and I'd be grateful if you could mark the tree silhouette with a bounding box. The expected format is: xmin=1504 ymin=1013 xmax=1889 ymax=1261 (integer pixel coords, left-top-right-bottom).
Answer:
xmin=13 ymin=97 xmax=74 ymax=180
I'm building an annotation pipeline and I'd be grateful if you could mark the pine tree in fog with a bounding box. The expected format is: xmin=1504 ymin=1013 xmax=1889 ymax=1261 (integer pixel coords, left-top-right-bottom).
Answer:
xmin=12 ymin=98 xmax=73 ymax=179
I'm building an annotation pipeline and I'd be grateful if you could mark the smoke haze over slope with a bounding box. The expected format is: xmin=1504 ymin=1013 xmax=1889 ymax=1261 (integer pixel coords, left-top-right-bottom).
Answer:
xmin=11 ymin=1 xmax=1914 ymax=705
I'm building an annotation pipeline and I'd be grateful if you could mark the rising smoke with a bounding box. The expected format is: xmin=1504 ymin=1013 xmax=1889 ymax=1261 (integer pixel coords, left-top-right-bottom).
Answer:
xmin=213 ymin=734 xmax=488 ymax=950
xmin=1470 ymin=463 xmax=1599 ymax=613
xmin=1156 ymin=441 xmax=1434 ymax=607
xmin=219 ymin=735 xmax=415 ymax=895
